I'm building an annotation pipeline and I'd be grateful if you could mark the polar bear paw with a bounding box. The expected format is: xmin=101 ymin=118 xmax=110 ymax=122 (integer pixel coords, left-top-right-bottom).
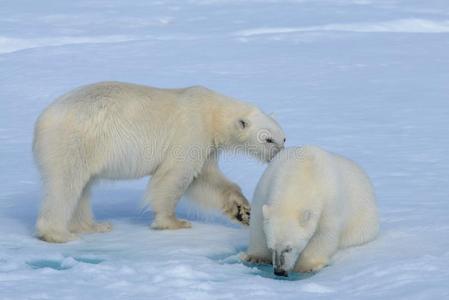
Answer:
xmin=89 ymin=222 xmax=113 ymax=233
xmin=295 ymin=257 xmax=329 ymax=273
xmin=223 ymin=191 xmax=251 ymax=226
xmin=70 ymin=221 xmax=113 ymax=234
xmin=240 ymin=252 xmax=271 ymax=265
xmin=151 ymin=216 xmax=192 ymax=230
xmin=37 ymin=230 xmax=79 ymax=243
xmin=37 ymin=218 xmax=79 ymax=243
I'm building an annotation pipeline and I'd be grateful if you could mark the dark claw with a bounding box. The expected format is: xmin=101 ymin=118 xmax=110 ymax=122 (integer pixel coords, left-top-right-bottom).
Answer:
xmin=236 ymin=205 xmax=244 ymax=222
xmin=235 ymin=204 xmax=250 ymax=225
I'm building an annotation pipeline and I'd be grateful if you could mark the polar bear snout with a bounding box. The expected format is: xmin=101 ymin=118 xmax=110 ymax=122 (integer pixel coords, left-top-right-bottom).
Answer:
xmin=272 ymin=247 xmax=297 ymax=277
xmin=265 ymin=142 xmax=285 ymax=162
xmin=273 ymin=251 xmax=286 ymax=276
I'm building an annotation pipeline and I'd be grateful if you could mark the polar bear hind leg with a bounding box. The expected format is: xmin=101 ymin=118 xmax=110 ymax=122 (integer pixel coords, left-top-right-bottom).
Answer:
xmin=339 ymin=205 xmax=379 ymax=248
xmin=36 ymin=163 xmax=90 ymax=243
xmin=69 ymin=181 xmax=112 ymax=234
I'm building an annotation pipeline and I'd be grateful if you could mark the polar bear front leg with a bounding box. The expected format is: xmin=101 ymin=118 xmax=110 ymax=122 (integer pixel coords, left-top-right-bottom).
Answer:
xmin=186 ymin=156 xmax=250 ymax=225
xmin=148 ymin=166 xmax=195 ymax=230
xmin=242 ymin=205 xmax=271 ymax=264
xmin=295 ymin=229 xmax=339 ymax=273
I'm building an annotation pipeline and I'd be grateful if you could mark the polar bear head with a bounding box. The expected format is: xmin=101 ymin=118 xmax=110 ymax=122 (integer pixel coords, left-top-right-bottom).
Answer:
xmin=230 ymin=108 xmax=286 ymax=162
xmin=262 ymin=205 xmax=315 ymax=276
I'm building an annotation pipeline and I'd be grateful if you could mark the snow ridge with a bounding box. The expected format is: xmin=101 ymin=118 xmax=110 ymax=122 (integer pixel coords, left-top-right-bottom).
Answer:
xmin=236 ymin=18 xmax=449 ymax=36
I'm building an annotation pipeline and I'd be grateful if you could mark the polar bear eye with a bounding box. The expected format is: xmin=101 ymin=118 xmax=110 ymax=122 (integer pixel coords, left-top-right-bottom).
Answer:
xmin=280 ymin=246 xmax=292 ymax=255
xmin=239 ymin=119 xmax=248 ymax=129
xmin=265 ymin=138 xmax=274 ymax=144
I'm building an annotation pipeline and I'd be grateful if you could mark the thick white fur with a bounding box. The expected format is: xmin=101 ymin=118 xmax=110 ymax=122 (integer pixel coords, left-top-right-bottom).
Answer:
xmin=242 ymin=146 xmax=379 ymax=275
xmin=33 ymin=82 xmax=285 ymax=243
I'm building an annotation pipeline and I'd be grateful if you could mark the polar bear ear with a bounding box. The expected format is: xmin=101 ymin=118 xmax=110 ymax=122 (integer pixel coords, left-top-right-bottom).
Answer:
xmin=236 ymin=118 xmax=250 ymax=130
xmin=262 ymin=205 xmax=271 ymax=219
xmin=300 ymin=210 xmax=312 ymax=226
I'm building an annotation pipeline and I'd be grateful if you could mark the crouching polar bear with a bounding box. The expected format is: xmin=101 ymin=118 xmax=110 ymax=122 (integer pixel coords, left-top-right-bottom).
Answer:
xmin=242 ymin=146 xmax=379 ymax=276
xmin=33 ymin=81 xmax=285 ymax=243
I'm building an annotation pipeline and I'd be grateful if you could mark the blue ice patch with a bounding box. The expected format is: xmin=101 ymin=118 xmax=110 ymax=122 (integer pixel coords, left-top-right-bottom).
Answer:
xmin=210 ymin=249 xmax=314 ymax=281
xmin=27 ymin=259 xmax=72 ymax=271
xmin=27 ymin=256 xmax=104 ymax=270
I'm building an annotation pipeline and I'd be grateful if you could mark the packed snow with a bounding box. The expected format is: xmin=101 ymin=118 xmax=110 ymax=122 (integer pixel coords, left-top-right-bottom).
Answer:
xmin=1 ymin=0 xmax=448 ymax=299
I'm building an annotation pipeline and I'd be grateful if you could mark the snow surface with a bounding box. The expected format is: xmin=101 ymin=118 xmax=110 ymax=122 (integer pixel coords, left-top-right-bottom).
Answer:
xmin=1 ymin=0 xmax=449 ymax=299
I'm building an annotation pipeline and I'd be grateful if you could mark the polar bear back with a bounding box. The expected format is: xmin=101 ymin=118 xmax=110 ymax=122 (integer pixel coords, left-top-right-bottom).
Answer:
xmin=35 ymin=82 xmax=203 ymax=179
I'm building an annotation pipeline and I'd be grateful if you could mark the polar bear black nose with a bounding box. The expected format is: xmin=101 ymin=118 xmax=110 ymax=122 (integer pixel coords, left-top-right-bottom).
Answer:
xmin=283 ymin=138 xmax=286 ymax=143
xmin=274 ymin=268 xmax=288 ymax=277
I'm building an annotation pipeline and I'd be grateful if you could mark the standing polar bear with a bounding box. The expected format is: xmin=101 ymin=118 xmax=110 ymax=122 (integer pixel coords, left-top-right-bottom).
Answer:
xmin=33 ymin=81 xmax=285 ymax=243
xmin=242 ymin=146 xmax=379 ymax=276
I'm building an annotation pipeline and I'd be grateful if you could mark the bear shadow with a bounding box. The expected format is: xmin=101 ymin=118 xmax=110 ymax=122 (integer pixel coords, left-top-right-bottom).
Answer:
xmin=11 ymin=184 xmax=239 ymax=230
